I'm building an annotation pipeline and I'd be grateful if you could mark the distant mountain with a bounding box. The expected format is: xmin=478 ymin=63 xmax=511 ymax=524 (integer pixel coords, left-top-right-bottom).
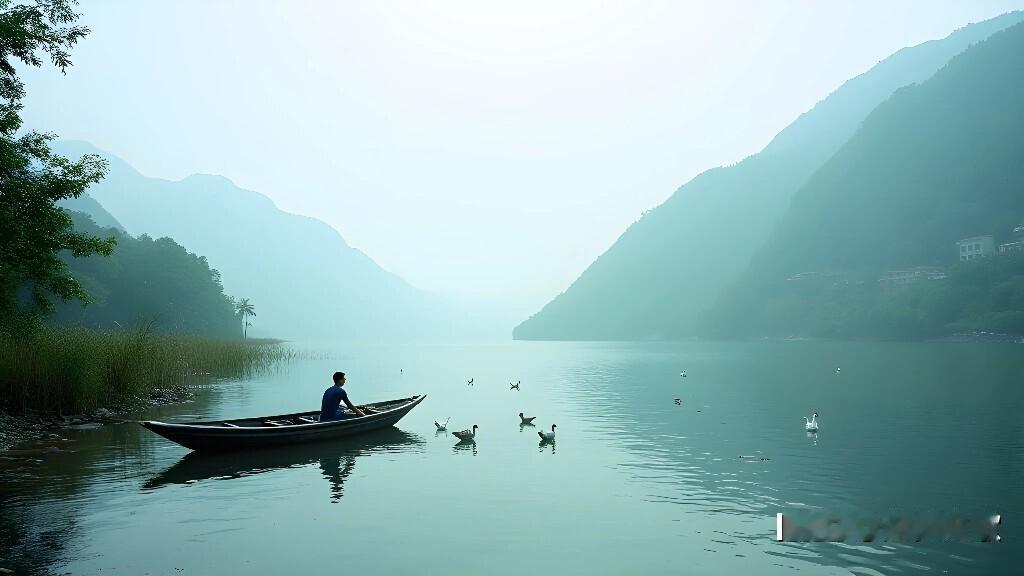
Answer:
xmin=703 ymin=21 xmax=1024 ymax=338
xmin=59 ymin=193 xmax=124 ymax=231
xmin=52 ymin=141 xmax=459 ymax=340
xmin=513 ymin=11 xmax=1024 ymax=341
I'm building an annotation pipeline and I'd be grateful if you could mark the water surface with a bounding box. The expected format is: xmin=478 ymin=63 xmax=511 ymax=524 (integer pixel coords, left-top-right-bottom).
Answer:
xmin=1 ymin=340 xmax=1021 ymax=575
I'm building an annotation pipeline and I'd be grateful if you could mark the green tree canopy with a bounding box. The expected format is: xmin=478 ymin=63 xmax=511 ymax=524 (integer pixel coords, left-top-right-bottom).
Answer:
xmin=51 ymin=211 xmax=242 ymax=337
xmin=0 ymin=0 xmax=114 ymax=328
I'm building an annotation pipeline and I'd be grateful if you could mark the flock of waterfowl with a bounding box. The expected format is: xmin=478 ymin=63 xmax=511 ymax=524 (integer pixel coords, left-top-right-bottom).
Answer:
xmin=435 ymin=378 xmax=556 ymax=445
xmin=435 ymin=416 xmax=557 ymax=444
xmin=432 ymin=366 xmax=829 ymax=449
xmin=436 ymin=418 xmax=558 ymax=444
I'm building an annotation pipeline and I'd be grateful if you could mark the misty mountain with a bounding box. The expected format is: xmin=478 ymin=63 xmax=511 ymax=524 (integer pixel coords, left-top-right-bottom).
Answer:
xmin=53 ymin=141 xmax=461 ymax=340
xmin=513 ymin=11 xmax=1024 ymax=341
xmin=59 ymin=193 xmax=124 ymax=232
xmin=703 ymin=21 xmax=1024 ymax=338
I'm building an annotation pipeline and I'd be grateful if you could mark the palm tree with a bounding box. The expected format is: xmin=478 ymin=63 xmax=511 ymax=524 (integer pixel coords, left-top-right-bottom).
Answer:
xmin=235 ymin=298 xmax=256 ymax=338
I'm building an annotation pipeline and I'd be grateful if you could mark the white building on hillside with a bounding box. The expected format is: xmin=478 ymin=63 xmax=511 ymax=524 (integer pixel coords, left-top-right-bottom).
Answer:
xmin=957 ymin=235 xmax=994 ymax=261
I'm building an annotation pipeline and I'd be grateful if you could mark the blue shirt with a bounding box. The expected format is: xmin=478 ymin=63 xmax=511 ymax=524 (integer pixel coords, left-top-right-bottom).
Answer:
xmin=320 ymin=385 xmax=350 ymax=421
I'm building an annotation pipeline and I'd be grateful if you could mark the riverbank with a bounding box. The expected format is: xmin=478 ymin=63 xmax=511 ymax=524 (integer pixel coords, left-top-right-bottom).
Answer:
xmin=0 ymin=326 xmax=295 ymax=451
xmin=0 ymin=385 xmax=195 ymax=453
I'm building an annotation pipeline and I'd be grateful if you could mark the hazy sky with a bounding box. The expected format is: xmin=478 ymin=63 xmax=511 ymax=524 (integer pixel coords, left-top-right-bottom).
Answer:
xmin=22 ymin=0 xmax=1024 ymax=313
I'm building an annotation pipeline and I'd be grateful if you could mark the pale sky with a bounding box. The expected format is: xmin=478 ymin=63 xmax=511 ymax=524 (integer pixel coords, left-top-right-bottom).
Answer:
xmin=22 ymin=0 xmax=1024 ymax=314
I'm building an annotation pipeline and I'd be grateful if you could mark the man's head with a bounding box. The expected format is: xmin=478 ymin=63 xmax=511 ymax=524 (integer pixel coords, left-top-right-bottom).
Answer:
xmin=333 ymin=371 xmax=346 ymax=386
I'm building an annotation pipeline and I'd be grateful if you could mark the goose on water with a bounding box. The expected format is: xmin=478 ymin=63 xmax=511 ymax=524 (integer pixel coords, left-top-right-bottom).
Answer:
xmin=519 ymin=412 xmax=536 ymax=425
xmin=538 ymin=424 xmax=557 ymax=441
xmin=434 ymin=417 xmax=450 ymax=431
xmin=452 ymin=424 xmax=478 ymax=441
xmin=467 ymin=378 xmax=474 ymax=386
xmin=804 ymin=412 xmax=819 ymax=432
xmin=510 ymin=382 xmax=520 ymax=390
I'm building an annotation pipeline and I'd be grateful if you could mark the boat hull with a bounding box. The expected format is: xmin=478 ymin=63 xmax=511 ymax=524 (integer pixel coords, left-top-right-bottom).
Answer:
xmin=141 ymin=394 xmax=426 ymax=452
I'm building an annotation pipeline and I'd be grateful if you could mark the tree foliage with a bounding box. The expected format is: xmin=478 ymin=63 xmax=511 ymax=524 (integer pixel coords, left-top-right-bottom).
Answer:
xmin=0 ymin=0 xmax=114 ymax=328
xmin=234 ymin=297 xmax=255 ymax=338
xmin=50 ymin=211 xmax=241 ymax=337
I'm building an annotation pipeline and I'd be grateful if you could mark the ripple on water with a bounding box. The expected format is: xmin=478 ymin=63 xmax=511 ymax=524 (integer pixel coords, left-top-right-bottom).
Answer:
xmin=2 ymin=341 xmax=1021 ymax=575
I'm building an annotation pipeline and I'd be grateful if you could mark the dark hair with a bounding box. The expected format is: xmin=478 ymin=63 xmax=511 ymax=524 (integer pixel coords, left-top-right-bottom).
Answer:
xmin=333 ymin=371 xmax=346 ymax=383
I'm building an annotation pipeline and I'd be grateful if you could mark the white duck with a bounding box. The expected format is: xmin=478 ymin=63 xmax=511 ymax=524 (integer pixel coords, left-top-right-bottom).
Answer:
xmin=452 ymin=424 xmax=478 ymax=441
xmin=680 ymin=370 xmax=687 ymax=378
xmin=519 ymin=412 xmax=536 ymax=425
xmin=434 ymin=417 xmax=450 ymax=431
xmin=538 ymin=424 xmax=557 ymax=441
xmin=804 ymin=412 xmax=819 ymax=432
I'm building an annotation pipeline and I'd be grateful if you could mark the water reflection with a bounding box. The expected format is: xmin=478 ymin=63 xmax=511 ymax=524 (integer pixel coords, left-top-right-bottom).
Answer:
xmin=320 ymin=455 xmax=357 ymax=503
xmin=3 ymin=341 xmax=1020 ymax=575
xmin=452 ymin=440 xmax=477 ymax=455
xmin=556 ymin=341 xmax=1023 ymax=575
xmin=538 ymin=439 xmax=556 ymax=454
xmin=144 ymin=428 xmax=424 ymax=503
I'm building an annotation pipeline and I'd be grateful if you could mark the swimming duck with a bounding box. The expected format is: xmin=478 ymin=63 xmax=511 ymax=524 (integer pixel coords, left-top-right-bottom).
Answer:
xmin=452 ymin=424 xmax=478 ymax=441
xmin=519 ymin=412 xmax=536 ymax=425
xmin=538 ymin=424 xmax=557 ymax=441
xmin=804 ymin=412 xmax=819 ymax=432
xmin=434 ymin=417 xmax=450 ymax=431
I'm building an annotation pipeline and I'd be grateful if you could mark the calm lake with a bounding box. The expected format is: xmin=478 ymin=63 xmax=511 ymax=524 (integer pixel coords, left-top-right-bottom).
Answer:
xmin=1 ymin=340 xmax=1021 ymax=575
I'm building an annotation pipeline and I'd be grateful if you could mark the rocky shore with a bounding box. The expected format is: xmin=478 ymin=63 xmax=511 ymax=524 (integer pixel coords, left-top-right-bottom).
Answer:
xmin=0 ymin=385 xmax=194 ymax=453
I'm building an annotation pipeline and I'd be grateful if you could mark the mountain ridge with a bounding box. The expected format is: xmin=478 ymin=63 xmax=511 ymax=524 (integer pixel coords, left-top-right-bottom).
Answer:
xmin=513 ymin=11 xmax=1024 ymax=341
xmin=701 ymin=20 xmax=1024 ymax=338
xmin=52 ymin=140 xmax=463 ymax=340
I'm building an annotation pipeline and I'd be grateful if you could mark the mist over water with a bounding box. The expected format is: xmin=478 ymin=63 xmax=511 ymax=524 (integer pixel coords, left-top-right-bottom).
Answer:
xmin=5 ymin=3 xmax=1024 ymax=576
xmin=2 ymin=341 xmax=1019 ymax=575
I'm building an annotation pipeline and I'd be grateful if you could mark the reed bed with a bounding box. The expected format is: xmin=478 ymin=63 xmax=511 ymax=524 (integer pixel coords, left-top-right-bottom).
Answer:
xmin=0 ymin=326 xmax=295 ymax=414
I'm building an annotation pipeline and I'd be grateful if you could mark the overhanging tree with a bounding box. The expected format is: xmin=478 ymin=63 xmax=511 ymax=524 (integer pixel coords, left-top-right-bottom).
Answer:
xmin=0 ymin=0 xmax=115 ymax=328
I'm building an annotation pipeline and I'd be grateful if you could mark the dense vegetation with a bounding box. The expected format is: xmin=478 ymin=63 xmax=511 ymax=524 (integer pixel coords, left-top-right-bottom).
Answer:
xmin=703 ymin=22 xmax=1024 ymax=339
xmin=703 ymin=255 xmax=1024 ymax=339
xmin=51 ymin=211 xmax=240 ymax=337
xmin=0 ymin=325 xmax=293 ymax=414
xmin=0 ymin=0 xmax=116 ymax=329
xmin=513 ymin=12 xmax=1024 ymax=341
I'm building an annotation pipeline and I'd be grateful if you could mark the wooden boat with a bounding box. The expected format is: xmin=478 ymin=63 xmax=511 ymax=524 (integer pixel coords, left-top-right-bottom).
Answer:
xmin=140 ymin=394 xmax=426 ymax=452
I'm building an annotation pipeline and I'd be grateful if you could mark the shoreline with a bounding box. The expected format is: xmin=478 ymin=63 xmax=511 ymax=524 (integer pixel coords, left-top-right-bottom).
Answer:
xmin=0 ymin=385 xmax=194 ymax=454
xmin=510 ymin=333 xmax=1024 ymax=344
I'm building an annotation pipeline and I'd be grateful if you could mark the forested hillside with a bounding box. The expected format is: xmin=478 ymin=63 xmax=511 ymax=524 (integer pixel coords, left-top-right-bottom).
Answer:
xmin=703 ymin=22 xmax=1024 ymax=338
xmin=51 ymin=211 xmax=239 ymax=337
xmin=513 ymin=12 xmax=1024 ymax=341
xmin=52 ymin=141 xmax=472 ymax=340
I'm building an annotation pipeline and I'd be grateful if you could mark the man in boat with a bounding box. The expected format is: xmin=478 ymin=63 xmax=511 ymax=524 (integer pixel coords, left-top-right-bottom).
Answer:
xmin=320 ymin=371 xmax=375 ymax=421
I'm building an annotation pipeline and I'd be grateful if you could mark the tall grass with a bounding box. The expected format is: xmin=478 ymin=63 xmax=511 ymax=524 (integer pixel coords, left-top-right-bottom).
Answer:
xmin=0 ymin=326 xmax=295 ymax=414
